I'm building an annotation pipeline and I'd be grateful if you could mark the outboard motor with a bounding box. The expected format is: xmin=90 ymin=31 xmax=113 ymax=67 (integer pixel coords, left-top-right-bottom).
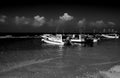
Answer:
xmin=64 ymin=37 xmax=72 ymax=46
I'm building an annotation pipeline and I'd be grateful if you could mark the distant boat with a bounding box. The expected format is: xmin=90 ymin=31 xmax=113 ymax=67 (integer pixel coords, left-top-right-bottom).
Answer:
xmin=41 ymin=34 xmax=65 ymax=45
xmin=0 ymin=35 xmax=12 ymax=38
xmin=70 ymin=34 xmax=85 ymax=44
xmin=101 ymin=34 xmax=119 ymax=39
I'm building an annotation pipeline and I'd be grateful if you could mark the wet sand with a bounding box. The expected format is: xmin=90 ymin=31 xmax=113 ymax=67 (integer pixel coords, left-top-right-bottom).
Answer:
xmin=1 ymin=56 xmax=120 ymax=78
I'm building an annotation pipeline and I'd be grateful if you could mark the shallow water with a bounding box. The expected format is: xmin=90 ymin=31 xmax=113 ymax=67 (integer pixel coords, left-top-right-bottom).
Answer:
xmin=0 ymin=38 xmax=120 ymax=78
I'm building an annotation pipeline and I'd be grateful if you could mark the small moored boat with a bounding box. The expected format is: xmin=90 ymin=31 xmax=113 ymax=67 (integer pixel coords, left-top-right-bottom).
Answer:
xmin=70 ymin=34 xmax=85 ymax=44
xmin=101 ymin=34 xmax=119 ymax=39
xmin=41 ymin=34 xmax=65 ymax=45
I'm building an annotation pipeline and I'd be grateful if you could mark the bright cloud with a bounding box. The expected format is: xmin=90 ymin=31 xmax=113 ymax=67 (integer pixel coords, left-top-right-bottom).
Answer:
xmin=47 ymin=13 xmax=74 ymax=26
xmin=0 ymin=15 xmax=7 ymax=23
xmin=14 ymin=15 xmax=46 ymax=27
xmin=15 ymin=16 xmax=30 ymax=25
xmin=59 ymin=13 xmax=73 ymax=21
xmin=77 ymin=18 xmax=87 ymax=28
xmin=78 ymin=18 xmax=86 ymax=25
xmin=96 ymin=20 xmax=104 ymax=25
xmin=89 ymin=20 xmax=106 ymax=27
xmin=108 ymin=21 xmax=116 ymax=25
xmin=47 ymin=19 xmax=64 ymax=27
xmin=33 ymin=15 xmax=46 ymax=27
xmin=2 ymin=13 xmax=116 ymax=31
xmin=47 ymin=19 xmax=57 ymax=26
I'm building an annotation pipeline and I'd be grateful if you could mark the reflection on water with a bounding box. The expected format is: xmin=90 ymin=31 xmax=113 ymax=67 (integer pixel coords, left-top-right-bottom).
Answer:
xmin=57 ymin=46 xmax=64 ymax=58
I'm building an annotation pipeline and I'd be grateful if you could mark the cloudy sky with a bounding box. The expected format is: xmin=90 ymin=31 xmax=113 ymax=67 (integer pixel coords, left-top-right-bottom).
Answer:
xmin=0 ymin=1 xmax=120 ymax=33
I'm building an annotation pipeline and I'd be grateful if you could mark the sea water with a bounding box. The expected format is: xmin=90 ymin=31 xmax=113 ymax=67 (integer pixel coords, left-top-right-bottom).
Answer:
xmin=0 ymin=38 xmax=120 ymax=78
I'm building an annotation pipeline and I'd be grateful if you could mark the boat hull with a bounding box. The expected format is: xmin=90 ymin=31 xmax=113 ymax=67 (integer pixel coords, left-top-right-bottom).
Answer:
xmin=70 ymin=39 xmax=85 ymax=43
xmin=42 ymin=39 xmax=64 ymax=45
xmin=101 ymin=34 xmax=119 ymax=39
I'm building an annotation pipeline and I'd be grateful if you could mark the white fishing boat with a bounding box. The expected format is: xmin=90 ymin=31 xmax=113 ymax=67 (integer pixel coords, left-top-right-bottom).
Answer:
xmin=70 ymin=34 xmax=85 ymax=43
xmin=101 ymin=34 xmax=119 ymax=39
xmin=41 ymin=34 xmax=64 ymax=45
xmin=71 ymin=34 xmax=99 ymax=43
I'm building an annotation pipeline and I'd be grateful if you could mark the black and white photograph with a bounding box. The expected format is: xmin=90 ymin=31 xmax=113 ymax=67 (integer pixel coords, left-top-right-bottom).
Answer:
xmin=0 ymin=1 xmax=120 ymax=78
